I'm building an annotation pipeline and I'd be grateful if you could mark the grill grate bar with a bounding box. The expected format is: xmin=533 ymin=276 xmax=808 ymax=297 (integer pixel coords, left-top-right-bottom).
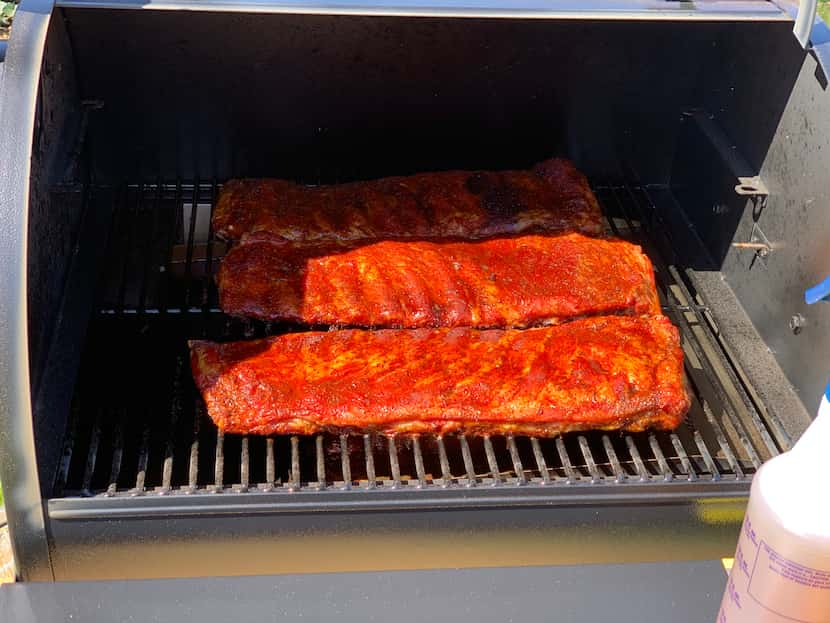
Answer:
xmin=671 ymin=433 xmax=697 ymax=481
xmin=149 ymin=180 xmax=182 ymax=314
xmin=132 ymin=420 xmax=150 ymax=494
xmin=625 ymin=436 xmax=650 ymax=482
xmin=54 ymin=401 xmax=80 ymax=497
xmin=240 ymin=437 xmax=250 ymax=492
xmin=290 ymin=436 xmax=300 ymax=490
xmin=363 ymin=435 xmax=376 ymax=489
xmin=555 ymin=437 xmax=577 ymax=484
xmin=602 ymin=435 xmax=626 ymax=483
xmin=137 ymin=183 xmax=162 ymax=314
xmin=315 ymin=435 xmax=326 ymax=490
xmin=81 ymin=409 xmax=104 ymax=494
xmin=701 ymin=400 xmax=744 ymax=480
xmin=530 ymin=438 xmax=551 ymax=484
xmin=601 ymin=197 xmax=623 ymax=238
xmin=188 ymin=400 xmax=201 ymax=491
xmin=96 ymin=185 xmax=127 ymax=312
xmin=388 ymin=437 xmax=402 ymax=488
xmin=214 ymin=431 xmax=225 ymax=490
xmin=115 ymin=185 xmax=140 ymax=312
xmin=483 ymin=436 xmax=502 ymax=485
xmin=265 ymin=438 xmax=276 ymax=491
xmin=694 ymin=430 xmax=721 ymax=481
xmin=106 ymin=411 xmax=126 ymax=495
xmin=578 ymin=436 xmax=602 ymax=483
xmin=160 ymin=356 xmax=184 ymax=493
xmin=723 ymin=410 xmax=763 ymax=470
xmin=182 ymin=179 xmax=201 ymax=310
xmin=648 ymin=434 xmax=673 ymax=481
xmin=459 ymin=435 xmax=477 ymax=486
xmin=339 ymin=434 xmax=352 ymax=490
xmin=507 ymin=436 xmax=526 ymax=485
xmin=701 ymin=375 xmax=764 ymax=471
xmin=202 ymin=181 xmax=219 ymax=311
xmin=412 ymin=436 xmax=427 ymax=487
xmin=437 ymin=437 xmax=452 ymax=486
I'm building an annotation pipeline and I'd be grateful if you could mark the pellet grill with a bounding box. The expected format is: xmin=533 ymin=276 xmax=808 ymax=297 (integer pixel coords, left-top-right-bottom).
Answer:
xmin=0 ymin=0 xmax=829 ymax=618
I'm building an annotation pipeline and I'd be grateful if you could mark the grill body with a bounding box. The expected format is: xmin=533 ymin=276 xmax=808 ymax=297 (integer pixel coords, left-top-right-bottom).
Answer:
xmin=1 ymin=0 xmax=828 ymax=583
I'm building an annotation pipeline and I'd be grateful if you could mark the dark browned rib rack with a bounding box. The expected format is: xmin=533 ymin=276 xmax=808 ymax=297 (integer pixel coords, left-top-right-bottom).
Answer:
xmin=52 ymin=178 xmax=789 ymax=498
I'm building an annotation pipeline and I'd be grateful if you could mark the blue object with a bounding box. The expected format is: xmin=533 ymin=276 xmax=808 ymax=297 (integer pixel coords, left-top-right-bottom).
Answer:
xmin=805 ymin=275 xmax=830 ymax=304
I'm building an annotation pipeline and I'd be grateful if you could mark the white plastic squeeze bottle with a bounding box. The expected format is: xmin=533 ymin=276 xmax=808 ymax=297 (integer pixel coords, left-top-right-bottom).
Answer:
xmin=716 ymin=381 xmax=830 ymax=622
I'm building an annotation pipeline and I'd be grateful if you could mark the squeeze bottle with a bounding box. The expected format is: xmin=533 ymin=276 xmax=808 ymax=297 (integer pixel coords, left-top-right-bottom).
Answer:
xmin=716 ymin=382 xmax=830 ymax=622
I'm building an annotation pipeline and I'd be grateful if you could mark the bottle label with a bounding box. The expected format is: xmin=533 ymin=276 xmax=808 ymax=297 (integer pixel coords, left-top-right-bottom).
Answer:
xmin=719 ymin=514 xmax=830 ymax=622
xmin=748 ymin=541 xmax=830 ymax=622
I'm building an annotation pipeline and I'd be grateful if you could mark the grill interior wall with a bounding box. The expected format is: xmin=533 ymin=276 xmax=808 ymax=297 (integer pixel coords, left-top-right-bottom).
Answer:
xmin=62 ymin=11 xmax=796 ymax=183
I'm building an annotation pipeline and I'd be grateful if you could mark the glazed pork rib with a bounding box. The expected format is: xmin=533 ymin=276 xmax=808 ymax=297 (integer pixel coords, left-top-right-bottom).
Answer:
xmin=218 ymin=233 xmax=661 ymax=328
xmin=213 ymin=158 xmax=603 ymax=242
xmin=189 ymin=315 xmax=690 ymax=437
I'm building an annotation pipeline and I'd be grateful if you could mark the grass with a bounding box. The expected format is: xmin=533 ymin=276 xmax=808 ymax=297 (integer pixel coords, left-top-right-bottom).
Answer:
xmin=0 ymin=1 xmax=16 ymax=40
xmin=820 ymin=0 xmax=830 ymax=25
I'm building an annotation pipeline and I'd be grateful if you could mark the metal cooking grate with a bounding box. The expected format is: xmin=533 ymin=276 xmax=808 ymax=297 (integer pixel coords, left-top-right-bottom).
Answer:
xmin=53 ymin=178 xmax=787 ymax=498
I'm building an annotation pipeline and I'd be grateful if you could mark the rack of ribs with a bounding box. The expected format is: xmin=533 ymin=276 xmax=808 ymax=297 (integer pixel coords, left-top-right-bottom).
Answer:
xmin=217 ymin=233 xmax=661 ymax=328
xmin=190 ymin=315 xmax=689 ymax=437
xmin=213 ymin=158 xmax=603 ymax=243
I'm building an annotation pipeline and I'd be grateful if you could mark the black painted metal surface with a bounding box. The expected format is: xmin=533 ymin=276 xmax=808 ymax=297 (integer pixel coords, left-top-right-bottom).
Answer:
xmin=63 ymin=12 xmax=731 ymax=183
xmin=0 ymin=0 xmax=57 ymax=582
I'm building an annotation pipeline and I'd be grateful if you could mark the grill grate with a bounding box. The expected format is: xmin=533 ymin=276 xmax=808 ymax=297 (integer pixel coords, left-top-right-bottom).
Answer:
xmin=53 ymin=178 xmax=786 ymax=498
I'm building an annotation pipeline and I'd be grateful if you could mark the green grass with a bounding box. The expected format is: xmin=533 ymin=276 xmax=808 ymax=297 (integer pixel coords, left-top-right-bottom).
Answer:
xmin=0 ymin=1 xmax=16 ymax=40
xmin=820 ymin=1 xmax=830 ymax=25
